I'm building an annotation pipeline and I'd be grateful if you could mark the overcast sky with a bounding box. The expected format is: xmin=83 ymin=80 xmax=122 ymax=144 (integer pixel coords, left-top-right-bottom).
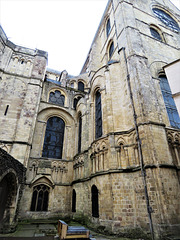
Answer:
xmin=0 ymin=0 xmax=179 ymax=76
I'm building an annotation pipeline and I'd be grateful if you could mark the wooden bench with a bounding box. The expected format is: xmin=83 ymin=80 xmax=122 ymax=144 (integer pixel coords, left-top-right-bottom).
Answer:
xmin=58 ymin=220 xmax=90 ymax=240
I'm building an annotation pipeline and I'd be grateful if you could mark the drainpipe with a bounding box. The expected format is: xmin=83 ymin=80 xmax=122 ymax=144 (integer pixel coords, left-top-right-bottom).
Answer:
xmin=110 ymin=0 xmax=155 ymax=239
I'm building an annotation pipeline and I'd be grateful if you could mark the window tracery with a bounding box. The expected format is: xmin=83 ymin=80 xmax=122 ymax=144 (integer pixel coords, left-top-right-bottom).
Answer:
xmin=49 ymin=90 xmax=65 ymax=106
xmin=30 ymin=184 xmax=49 ymax=211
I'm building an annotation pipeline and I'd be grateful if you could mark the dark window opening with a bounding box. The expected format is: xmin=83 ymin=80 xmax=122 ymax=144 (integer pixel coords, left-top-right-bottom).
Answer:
xmin=4 ymin=105 xmax=9 ymax=116
xmin=30 ymin=184 xmax=50 ymax=211
xmin=152 ymin=8 xmax=179 ymax=32
xmin=95 ymin=90 xmax=102 ymax=139
xmin=106 ymin=18 xmax=111 ymax=37
xmin=109 ymin=41 xmax=114 ymax=59
xmin=73 ymin=96 xmax=82 ymax=110
xmin=159 ymin=75 xmax=180 ymax=128
xmin=78 ymin=82 xmax=84 ymax=92
xmin=42 ymin=117 xmax=65 ymax=159
xmin=72 ymin=189 xmax=76 ymax=212
xmin=78 ymin=114 xmax=82 ymax=153
xmin=150 ymin=27 xmax=162 ymax=41
xmin=91 ymin=185 xmax=99 ymax=218
xmin=49 ymin=90 xmax=65 ymax=106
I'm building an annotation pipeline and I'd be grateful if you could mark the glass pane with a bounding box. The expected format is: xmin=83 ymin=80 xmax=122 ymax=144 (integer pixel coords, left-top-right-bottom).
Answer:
xmin=150 ymin=28 xmax=162 ymax=41
xmin=159 ymin=75 xmax=180 ymax=129
xmin=106 ymin=19 xmax=111 ymax=37
xmin=153 ymin=8 xmax=179 ymax=32
xmin=42 ymin=117 xmax=65 ymax=159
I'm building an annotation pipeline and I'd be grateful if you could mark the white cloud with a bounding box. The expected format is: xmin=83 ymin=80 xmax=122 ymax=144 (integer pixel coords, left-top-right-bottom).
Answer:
xmin=0 ymin=0 xmax=179 ymax=75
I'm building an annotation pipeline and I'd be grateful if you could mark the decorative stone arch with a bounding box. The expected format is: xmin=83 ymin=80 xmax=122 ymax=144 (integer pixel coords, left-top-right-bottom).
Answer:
xmin=0 ymin=148 xmax=26 ymax=233
xmin=37 ymin=107 xmax=76 ymax=160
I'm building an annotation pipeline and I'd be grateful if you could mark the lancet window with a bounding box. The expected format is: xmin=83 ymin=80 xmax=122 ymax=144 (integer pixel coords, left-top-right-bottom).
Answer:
xmin=95 ymin=90 xmax=102 ymax=139
xmin=78 ymin=114 xmax=82 ymax=154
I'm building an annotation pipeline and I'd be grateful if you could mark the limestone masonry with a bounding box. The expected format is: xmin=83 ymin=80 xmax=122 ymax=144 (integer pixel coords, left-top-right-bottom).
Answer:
xmin=0 ymin=0 xmax=180 ymax=239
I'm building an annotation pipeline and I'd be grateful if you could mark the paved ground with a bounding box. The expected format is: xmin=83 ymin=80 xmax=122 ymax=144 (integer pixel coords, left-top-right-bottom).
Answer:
xmin=0 ymin=222 xmax=136 ymax=240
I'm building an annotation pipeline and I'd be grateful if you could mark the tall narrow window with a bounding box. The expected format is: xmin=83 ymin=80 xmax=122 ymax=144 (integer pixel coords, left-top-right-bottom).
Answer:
xmin=42 ymin=117 xmax=65 ymax=159
xmin=78 ymin=82 xmax=84 ymax=92
xmin=73 ymin=96 xmax=82 ymax=110
xmin=78 ymin=114 xmax=82 ymax=153
xmin=91 ymin=185 xmax=99 ymax=218
xmin=106 ymin=18 xmax=111 ymax=37
xmin=95 ymin=90 xmax=102 ymax=139
xmin=159 ymin=75 xmax=180 ymax=128
xmin=49 ymin=90 xmax=65 ymax=106
xmin=30 ymin=184 xmax=49 ymax=211
xmin=72 ymin=189 xmax=76 ymax=212
xmin=109 ymin=41 xmax=114 ymax=59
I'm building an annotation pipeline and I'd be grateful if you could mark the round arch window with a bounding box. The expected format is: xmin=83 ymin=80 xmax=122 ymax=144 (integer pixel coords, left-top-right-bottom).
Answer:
xmin=152 ymin=8 xmax=179 ymax=32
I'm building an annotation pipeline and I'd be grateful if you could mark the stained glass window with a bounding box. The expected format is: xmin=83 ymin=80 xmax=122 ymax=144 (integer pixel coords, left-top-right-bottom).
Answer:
xmin=152 ymin=8 xmax=179 ymax=32
xmin=150 ymin=27 xmax=162 ymax=41
xmin=106 ymin=18 xmax=111 ymax=37
xmin=78 ymin=114 xmax=82 ymax=153
xmin=159 ymin=75 xmax=180 ymax=128
xmin=42 ymin=117 xmax=65 ymax=159
xmin=95 ymin=90 xmax=102 ymax=139
xmin=30 ymin=184 xmax=49 ymax=211
xmin=109 ymin=41 xmax=114 ymax=59
xmin=49 ymin=90 xmax=65 ymax=106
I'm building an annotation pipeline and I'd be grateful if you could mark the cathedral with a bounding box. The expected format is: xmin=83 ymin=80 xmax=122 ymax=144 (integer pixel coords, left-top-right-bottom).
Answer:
xmin=0 ymin=0 xmax=180 ymax=239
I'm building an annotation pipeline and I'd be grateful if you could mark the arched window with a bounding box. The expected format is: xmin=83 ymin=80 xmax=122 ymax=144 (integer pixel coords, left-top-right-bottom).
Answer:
xmin=73 ymin=96 xmax=82 ymax=110
xmin=30 ymin=184 xmax=49 ymax=211
xmin=95 ymin=90 xmax=102 ymax=139
xmin=109 ymin=41 xmax=114 ymax=59
xmin=106 ymin=18 xmax=111 ymax=37
xmin=78 ymin=81 xmax=84 ymax=92
xmin=91 ymin=185 xmax=99 ymax=218
xmin=49 ymin=90 xmax=65 ymax=106
xmin=150 ymin=27 xmax=162 ymax=41
xmin=72 ymin=189 xmax=76 ymax=212
xmin=152 ymin=8 xmax=179 ymax=32
xmin=78 ymin=114 xmax=82 ymax=154
xmin=42 ymin=117 xmax=65 ymax=159
xmin=159 ymin=75 xmax=180 ymax=128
